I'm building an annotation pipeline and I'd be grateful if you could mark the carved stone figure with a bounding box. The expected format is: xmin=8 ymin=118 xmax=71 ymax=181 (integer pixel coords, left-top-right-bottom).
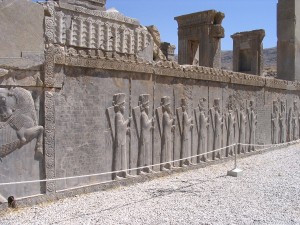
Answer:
xmin=271 ymin=101 xmax=280 ymax=144
xmin=176 ymin=98 xmax=193 ymax=167
xmin=0 ymin=87 xmax=43 ymax=159
xmin=195 ymin=98 xmax=209 ymax=162
xmin=279 ymin=101 xmax=287 ymax=143
xmin=107 ymin=93 xmax=131 ymax=180
xmin=236 ymin=103 xmax=247 ymax=153
xmin=225 ymin=105 xmax=236 ymax=156
xmin=209 ymin=98 xmax=223 ymax=159
xmin=292 ymin=100 xmax=299 ymax=140
xmin=132 ymin=94 xmax=154 ymax=174
xmin=287 ymin=107 xmax=293 ymax=142
xmin=156 ymin=96 xmax=175 ymax=171
xmin=247 ymin=100 xmax=257 ymax=151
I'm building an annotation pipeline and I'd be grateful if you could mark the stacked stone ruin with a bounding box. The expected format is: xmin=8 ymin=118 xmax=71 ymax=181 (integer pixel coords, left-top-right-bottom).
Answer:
xmin=0 ymin=0 xmax=300 ymax=206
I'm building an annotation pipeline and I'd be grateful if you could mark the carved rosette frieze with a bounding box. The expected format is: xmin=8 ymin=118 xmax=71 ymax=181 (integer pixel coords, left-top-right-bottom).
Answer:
xmin=44 ymin=91 xmax=56 ymax=193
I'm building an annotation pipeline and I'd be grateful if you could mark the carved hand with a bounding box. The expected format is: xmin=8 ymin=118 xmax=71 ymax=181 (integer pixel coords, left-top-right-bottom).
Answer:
xmin=126 ymin=127 xmax=131 ymax=135
xmin=171 ymin=125 xmax=176 ymax=132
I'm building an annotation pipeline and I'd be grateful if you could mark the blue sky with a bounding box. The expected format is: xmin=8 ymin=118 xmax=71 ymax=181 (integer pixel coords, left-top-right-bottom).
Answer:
xmin=34 ymin=0 xmax=278 ymax=51
xmin=106 ymin=0 xmax=278 ymax=51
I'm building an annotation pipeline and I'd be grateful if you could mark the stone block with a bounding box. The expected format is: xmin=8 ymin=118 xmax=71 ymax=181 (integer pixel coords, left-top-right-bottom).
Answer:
xmin=0 ymin=0 xmax=44 ymax=68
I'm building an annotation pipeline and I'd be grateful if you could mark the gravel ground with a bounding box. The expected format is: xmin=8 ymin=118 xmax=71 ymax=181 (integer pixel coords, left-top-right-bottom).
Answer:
xmin=1 ymin=144 xmax=300 ymax=225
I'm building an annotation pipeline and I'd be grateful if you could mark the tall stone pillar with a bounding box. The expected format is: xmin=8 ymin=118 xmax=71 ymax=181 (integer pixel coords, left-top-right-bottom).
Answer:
xmin=277 ymin=0 xmax=300 ymax=81
xmin=175 ymin=10 xmax=225 ymax=68
xmin=231 ymin=29 xmax=265 ymax=75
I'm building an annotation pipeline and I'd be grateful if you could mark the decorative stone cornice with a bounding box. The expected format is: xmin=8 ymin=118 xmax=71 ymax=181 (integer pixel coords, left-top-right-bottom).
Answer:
xmin=175 ymin=10 xmax=223 ymax=27
xmin=231 ymin=29 xmax=265 ymax=42
xmin=48 ymin=46 xmax=300 ymax=91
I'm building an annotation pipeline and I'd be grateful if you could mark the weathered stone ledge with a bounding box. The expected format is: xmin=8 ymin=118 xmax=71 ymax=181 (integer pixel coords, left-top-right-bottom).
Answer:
xmin=53 ymin=53 xmax=300 ymax=91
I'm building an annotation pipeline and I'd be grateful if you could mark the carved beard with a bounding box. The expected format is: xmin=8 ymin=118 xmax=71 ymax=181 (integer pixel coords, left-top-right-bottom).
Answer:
xmin=145 ymin=106 xmax=149 ymax=115
xmin=164 ymin=105 xmax=171 ymax=115
xmin=120 ymin=106 xmax=125 ymax=115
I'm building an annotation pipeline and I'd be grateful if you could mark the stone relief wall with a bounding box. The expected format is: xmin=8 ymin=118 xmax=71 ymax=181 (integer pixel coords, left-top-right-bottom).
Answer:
xmin=50 ymin=51 xmax=300 ymax=191
xmin=1 ymin=44 xmax=300 ymax=200
xmin=2 ymin=0 xmax=300 ymax=205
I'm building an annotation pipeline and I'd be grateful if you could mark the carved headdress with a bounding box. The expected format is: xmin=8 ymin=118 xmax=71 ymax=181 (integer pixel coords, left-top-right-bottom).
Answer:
xmin=113 ymin=93 xmax=126 ymax=106
xmin=198 ymin=98 xmax=206 ymax=111
xmin=213 ymin=98 xmax=220 ymax=108
xmin=160 ymin=96 xmax=171 ymax=107
xmin=180 ymin=98 xmax=187 ymax=107
xmin=138 ymin=94 xmax=150 ymax=107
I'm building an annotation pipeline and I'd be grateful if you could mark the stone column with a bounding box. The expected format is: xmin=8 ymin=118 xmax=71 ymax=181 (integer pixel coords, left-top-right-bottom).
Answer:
xmin=277 ymin=0 xmax=300 ymax=81
xmin=175 ymin=10 xmax=225 ymax=68
xmin=231 ymin=29 xmax=265 ymax=75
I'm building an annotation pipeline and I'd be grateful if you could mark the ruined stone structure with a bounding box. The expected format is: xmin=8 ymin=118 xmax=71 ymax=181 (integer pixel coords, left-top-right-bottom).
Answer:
xmin=175 ymin=10 xmax=225 ymax=68
xmin=231 ymin=29 xmax=265 ymax=75
xmin=277 ymin=0 xmax=300 ymax=81
xmin=0 ymin=0 xmax=300 ymax=206
xmin=160 ymin=42 xmax=176 ymax=61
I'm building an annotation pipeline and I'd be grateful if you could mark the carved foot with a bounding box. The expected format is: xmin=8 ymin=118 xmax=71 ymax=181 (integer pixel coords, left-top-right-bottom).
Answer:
xmin=114 ymin=175 xmax=124 ymax=181
xmin=137 ymin=170 xmax=146 ymax=175
xmin=124 ymin=173 xmax=135 ymax=179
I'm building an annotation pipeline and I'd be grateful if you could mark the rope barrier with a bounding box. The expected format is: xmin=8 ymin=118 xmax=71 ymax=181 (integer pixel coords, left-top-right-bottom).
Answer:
xmin=0 ymin=140 xmax=299 ymax=187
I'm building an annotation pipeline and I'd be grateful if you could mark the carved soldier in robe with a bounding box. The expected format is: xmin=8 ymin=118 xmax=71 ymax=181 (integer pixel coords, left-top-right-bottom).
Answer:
xmin=0 ymin=87 xmax=43 ymax=159
xmin=287 ymin=107 xmax=293 ymax=142
xmin=176 ymin=98 xmax=193 ymax=167
xmin=133 ymin=94 xmax=154 ymax=174
xmin=247 ymin=100 xmax=257 ymax=151
xmin=156 ymin=96 xmax=175 ymax=170
xmin=279 ymin=101 xmax=287 ymax=143
xmin=292 ymin=100 xmax=299 ymax=140
xmin=107 ymin=93 xmax=131 ymax=180
xmin=225 ymin=104 xmax=235 ymax=156
xmin=271 ymin=101 xmax=279 ymax=144
xmin=236 ymin=102 xmax=247 ymax=153
xmin=209 ymin=98 xmax=223 ymax=159
xmin=195 ymin=98 xmax=209 ymax=162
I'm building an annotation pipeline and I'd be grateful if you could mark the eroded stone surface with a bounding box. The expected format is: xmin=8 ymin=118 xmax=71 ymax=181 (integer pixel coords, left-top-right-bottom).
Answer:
xmin=0 ymin=0 xmax=44 ymax=68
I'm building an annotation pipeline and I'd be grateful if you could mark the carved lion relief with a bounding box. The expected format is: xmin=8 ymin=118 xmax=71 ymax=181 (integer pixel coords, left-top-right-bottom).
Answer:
xmin=0 ymin=88 xmax=43 ymax=159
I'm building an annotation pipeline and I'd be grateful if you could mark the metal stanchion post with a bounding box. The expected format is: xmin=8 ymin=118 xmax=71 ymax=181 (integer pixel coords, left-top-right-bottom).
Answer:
xmin=227 ymin=143 xmax=243 ymax=177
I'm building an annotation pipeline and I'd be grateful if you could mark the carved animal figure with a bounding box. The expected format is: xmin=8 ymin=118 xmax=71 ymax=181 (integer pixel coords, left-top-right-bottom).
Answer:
xmin=0 ymin=87 xmax=43 ymax=158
